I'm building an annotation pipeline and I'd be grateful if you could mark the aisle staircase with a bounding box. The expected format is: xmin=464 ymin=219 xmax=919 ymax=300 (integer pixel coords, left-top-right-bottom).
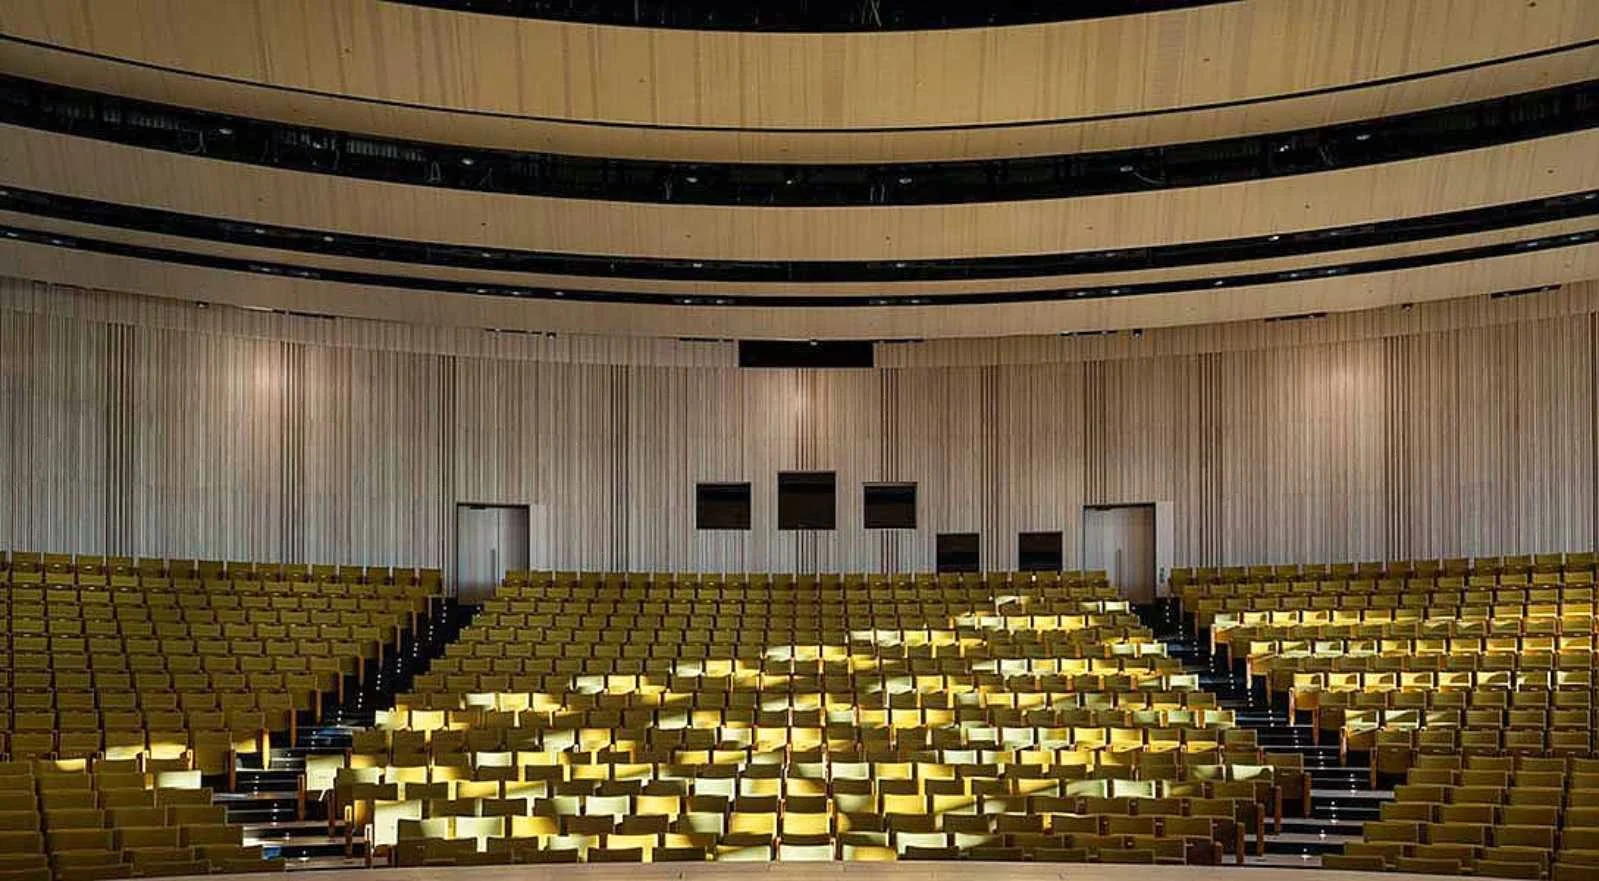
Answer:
xmin=1158 ymin=600 xmax=1394 ymax=868
xmin=213 ymin=600 xmax=477 ymax=869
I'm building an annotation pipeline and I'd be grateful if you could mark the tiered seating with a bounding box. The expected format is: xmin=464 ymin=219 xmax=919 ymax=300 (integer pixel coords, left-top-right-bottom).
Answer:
xmin=2 ymin=551 xmax=441 ymax=777
xmin=313 ymin=570 xmax=1302 ymax=866
xmin=1175 ymin=553 xmax=1599 ymax=878
xmin=1176 ymin=559 xmax=1599 ymax=765
xmin=0 ymin=757 xmax=282 ymax=881
xmin=1325 ymin=755 xmax=1599 ymax=879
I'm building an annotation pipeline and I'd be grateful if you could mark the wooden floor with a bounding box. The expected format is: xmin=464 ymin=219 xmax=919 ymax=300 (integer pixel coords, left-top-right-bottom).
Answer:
xmin=219 ymin=863 xmax=1414 ymax=881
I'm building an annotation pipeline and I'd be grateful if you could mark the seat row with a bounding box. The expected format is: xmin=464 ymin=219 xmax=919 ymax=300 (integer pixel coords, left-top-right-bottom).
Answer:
xmin=506 ymin=570 xmax=1110 ymax=588
xmin=338 ymin=774 xmax=1265 ymax=864
xmin=0 ymin=550 xmax=440 ymax=582
xmin=1182 ymin=575 xmax=1597 ymax=600
xmin=1336 ymin=755 xmax=1599 ymax=878
xmin=1172 ymin=554 xmax=1598 ymax=585
xmin=0 ymin=759 xmax=282 ymax=881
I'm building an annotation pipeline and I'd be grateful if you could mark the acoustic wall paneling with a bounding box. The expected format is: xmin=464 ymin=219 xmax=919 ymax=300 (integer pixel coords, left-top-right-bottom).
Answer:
xmin=5 ymin=276 xmax=1599 ymax=572
xmin=1385 ymin=315 xmax=1596 ymax=558
xmin=0 ymin=308 xmax=108 ymax=552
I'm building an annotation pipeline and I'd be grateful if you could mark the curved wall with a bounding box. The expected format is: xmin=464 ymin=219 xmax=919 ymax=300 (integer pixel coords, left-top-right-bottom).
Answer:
xmin=3 ymin=274 xmax=1595 ymax=575
xmin=1 ymin=0 xmax=1592 ymax=131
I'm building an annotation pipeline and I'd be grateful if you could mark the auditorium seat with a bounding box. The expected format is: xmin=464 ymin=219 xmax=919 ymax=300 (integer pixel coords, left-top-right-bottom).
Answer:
xmin=2 ymin=550 xmax=445 ymax=876
xmin=1175 ymin=554 xmax=1599 ymax=875
xmin=305 ymin=569 xmax=1286 ymax=866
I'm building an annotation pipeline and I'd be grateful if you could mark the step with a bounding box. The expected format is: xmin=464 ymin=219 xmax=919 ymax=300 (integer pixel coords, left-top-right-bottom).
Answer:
xmin=1312 ymin=788 xmax=1394 ymax=800
xmin=1246 ymin=853 xmax=1326 ymax=869
xmin=1308 ymin=767 xmax=1371 ymax=782
xmin=241 ymin=821 xmax=347 ymax=842
xmin=226 ymin=806 xmax=312 ymax=825
xmin=1279 ymin=816 xmax=1367 ymax=836
xmin=1263 ymin=832 xmax=1358 ymax=857
xmin=1268 ymin=743 xmax=1340 ymax=754
xmin=1264 ymin=831 xmax=1363 ymax=846
xmin=263 ymin=837 xmax=368 ymax=861
xmin=285 ymin=856 xmax=370 ymax=872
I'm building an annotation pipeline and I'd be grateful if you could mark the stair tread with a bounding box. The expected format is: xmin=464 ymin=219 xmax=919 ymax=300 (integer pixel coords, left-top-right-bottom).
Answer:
xmin=1266 ymin=832 xmax=1364 ymax=844
xmin=1312 ymin=788 xmax=1394 ymax=799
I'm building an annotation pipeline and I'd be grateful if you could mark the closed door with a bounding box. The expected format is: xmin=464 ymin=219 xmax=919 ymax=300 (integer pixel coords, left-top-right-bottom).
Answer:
xmin=1082 ymin=505 xmax=1156 ymax=604
xmin=455 ymin=504 xmax=529 ymax=604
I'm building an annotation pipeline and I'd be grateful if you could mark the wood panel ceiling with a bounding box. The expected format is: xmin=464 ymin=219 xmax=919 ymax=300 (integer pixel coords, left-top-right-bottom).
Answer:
xmin=3 ymin=27 xmax=1595 ymax=162
xmin=0 ymin=0 xmax=1592 ymax=134
xmin=6 ymin=124 xmax=1595 ymax=261
xmin=4 ymin=235 xmax=1595 ymax=339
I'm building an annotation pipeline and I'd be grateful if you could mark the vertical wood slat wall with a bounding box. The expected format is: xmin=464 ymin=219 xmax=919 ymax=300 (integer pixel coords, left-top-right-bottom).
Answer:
xmin=2 ymin=276 xmax=1597 ymax=573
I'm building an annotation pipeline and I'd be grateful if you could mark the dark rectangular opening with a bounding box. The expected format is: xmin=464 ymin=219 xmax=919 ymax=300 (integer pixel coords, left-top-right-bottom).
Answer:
xmin=936 ymin=532 xmax=980 ymax=573
xmin=1019 ymin=531 xmax=1064 ymax=571
xmin=778 ymin=471 xmax=836 ymax=530
xmin=739 ymin=340 xmax=874 ymax=369
xmin=696 ymin=482 xmax=751 ymax=530
xmin=863 ymin=482 xmax=917 ymax=529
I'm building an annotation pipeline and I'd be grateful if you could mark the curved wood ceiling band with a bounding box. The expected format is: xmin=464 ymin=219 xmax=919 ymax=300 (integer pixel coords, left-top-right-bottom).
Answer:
xmin=3 ymin=209 xmax=1592 ymax=300
xmin=0 ymin=0 xmax=1593 ymax=130
xmin=380 ymin=0 xmax=1235 ymax=32
xmin=5 ymin=124 xmax=1596 ymax=261
xmin=4 ymin=35 xmax=1597 ymax=162
xmin=4 ymin=236 xmax=1595 ymax=339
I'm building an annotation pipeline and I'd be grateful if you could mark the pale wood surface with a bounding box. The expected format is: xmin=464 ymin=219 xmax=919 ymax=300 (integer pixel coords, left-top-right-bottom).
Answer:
xmin=4 ymin=268 xmax=1598 ymax=589
xmin=2 ymin=234 xmax=1595 ymax=338
xmin=3 ymin=209 xmax=1591 ymax=298
xmin=3 ymin=35 xmax=1595 ymax=163
xmin=0 ymin=0 xmax=1593 ymax=131
xmin=5 ymin=124 xmax=1595 ymax=261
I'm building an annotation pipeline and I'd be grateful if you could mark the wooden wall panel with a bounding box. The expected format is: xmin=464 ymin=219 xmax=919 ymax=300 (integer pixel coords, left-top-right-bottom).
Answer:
xmin=0 ymin=308 xmax=108 ymax=552
xmin=120 ymin=325 xmax=286 ymax=559
xmin=1092 ymin=354 xmax=1211 ymax=566
xmin=297 ymin=344 xmax=451 ymax=567
xmin=1213 ymin=340 xmax=1389 ymax=565
xmin=6 ymin=276 xmax=1599 ymax=574
xmin=1388 ymin=315 xmax=1595 ymax=558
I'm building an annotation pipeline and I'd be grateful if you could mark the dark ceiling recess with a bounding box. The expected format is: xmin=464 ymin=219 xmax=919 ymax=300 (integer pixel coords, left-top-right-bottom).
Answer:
xmin=2 ymin=75 xmax=1595 ymax=207
xmin=382 ymin=0 xmax=1236 ymax=31
xmin=739 ymin=340 xmax=875 ymax=368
